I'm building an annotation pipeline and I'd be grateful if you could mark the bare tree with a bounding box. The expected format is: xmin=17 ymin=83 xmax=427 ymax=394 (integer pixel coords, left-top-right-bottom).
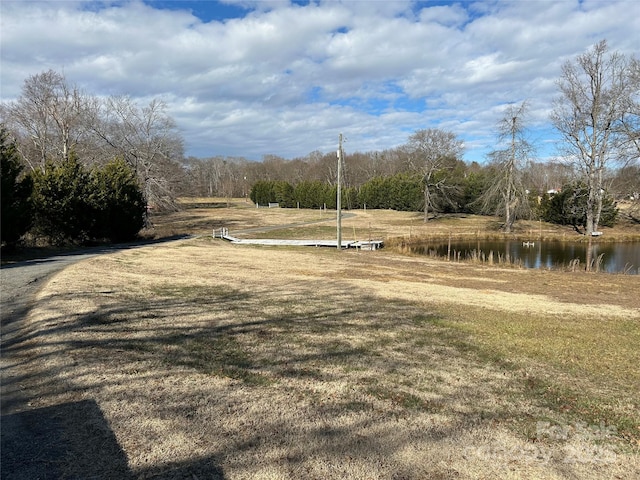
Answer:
xmin=92 ymin=96 xmax=184 ymax=210
xmin=260 ymin=154 xmax=290 ymax=182
xmin=405 ymin=129 xmax=464 ymax=222
xmin=1 ymin=70 xmax=186 ymax=211
xmin=478 ymin=102 xmax=534 ymax=232
xmin=551 ymin=40 xmax=639 ymax=235
xmin=617 ymin=57 xmax=640 ymax=220
xmin=524 ymin=160 xmax=577 ymax=197
xmin=201 ymin=157 xmax=226 ymax=197
xmin=0 ymin=70 xmax=95 ymax=171
xmin=305 ymin=151 xmax=341 ymax=185
xmin=618 ymin=58 xmax=640 ymax=161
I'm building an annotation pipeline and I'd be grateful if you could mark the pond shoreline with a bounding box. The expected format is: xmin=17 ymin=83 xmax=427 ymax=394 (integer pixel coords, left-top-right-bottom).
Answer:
xmin=393 ymin=236 xmax=640 ymax=275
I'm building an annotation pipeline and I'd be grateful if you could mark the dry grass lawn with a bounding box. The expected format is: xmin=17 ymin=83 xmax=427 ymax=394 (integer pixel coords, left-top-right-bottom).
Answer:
xmin=5 ymin=199 xmax=640 ymax=479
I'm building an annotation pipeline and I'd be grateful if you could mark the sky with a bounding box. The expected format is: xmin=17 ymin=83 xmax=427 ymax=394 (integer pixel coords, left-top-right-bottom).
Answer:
xmin=1 ymin=0 xmax=639 ymax=163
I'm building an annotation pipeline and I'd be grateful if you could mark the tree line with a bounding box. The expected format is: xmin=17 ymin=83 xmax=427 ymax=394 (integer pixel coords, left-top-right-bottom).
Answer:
xmin=1 ymin=40 xmax=638 ymax=247
xmin=248 ymin=170 xmax=619 ymax=230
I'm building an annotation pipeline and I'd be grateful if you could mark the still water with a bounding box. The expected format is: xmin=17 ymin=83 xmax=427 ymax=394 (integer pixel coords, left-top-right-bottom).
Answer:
xmin=412 ymin=240 xmax=640 ymax=274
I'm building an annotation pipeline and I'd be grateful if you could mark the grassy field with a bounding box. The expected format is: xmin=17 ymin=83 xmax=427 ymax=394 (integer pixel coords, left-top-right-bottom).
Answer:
xmin=5 ymin=198 xmax=640 ymax=479
xmin=148 ymin=197 xmax=640 ymax=244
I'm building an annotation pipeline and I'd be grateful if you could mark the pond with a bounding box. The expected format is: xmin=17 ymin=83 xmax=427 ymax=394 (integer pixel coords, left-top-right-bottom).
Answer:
xmin=410 ymin=239 xmax=640 ymax=274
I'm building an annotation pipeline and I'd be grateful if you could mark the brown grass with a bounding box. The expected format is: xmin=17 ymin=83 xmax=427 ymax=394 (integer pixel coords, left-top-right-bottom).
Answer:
xmin=147 ymin=197 xmax=640 ymax=244
xmin=5 ymin=198 xmax=640 ymax=479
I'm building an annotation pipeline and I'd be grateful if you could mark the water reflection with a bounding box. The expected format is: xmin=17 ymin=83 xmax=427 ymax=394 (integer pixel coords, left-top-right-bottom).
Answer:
xmin=412 ymin=240 xmax=640 ymax=274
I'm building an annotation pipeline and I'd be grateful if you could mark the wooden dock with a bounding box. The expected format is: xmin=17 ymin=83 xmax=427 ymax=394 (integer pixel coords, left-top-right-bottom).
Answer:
xmin=214 ymin=229 xmax=383 ymax=250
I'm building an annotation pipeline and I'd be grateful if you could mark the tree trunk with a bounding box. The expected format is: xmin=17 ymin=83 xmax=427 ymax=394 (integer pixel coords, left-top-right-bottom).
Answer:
xmin=423 ymin=184 xmax=429 ymax=222
xmin=593 ymin=167 xmax=604 ymax=233
xmin=504 ymin=198 xmax=512 ymax=233
xmin=585 ymin=169 xmax=596 ymax=235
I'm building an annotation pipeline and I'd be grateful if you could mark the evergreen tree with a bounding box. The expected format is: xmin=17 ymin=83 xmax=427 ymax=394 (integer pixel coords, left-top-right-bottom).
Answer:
xmin=250 ymin=180 xmax=275 ymax=205
xmin=294 ymin=181 xmax=330 ymax=209
xmin=1 ymin=127 xmax=33 ymax=246
xmin=273 ymin=181 xmax=295 ymax=207
xmin=358 ymin=174 xmax=422 ymax=211
xmin=90 ymin=158 xmax=145 ymax=242
xmin=540 ymin=182 xmax=618 ymax=232
xmin=30 ymin=153 xmax=93 ymax=245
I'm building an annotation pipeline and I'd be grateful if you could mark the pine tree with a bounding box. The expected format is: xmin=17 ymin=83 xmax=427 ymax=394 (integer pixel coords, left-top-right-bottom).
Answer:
xmin=1 ymin=127 xmax=33 ymax=247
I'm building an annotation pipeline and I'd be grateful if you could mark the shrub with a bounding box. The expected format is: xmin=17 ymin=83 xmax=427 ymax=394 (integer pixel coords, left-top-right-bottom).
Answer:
xmin=30 ymin=154 xmax=94 ymax=245
xmin=358 ymin=173 xmax=422 ymax=211
xmin=30 ymin=155 xmax=146 ymax=245
xmin=90 ymin=158 xmax=145 ymax=242
xmin=250 ymin=180 xmax=275 ymax=205
xmin=1 ymin=128 xmax=33 ymax=246
xmin=294 ymin=181 xmax=331 ymax=209
xmin=273 ymin=181 xmax=295 ymax=207
xmin=540 ymin=182 xmax=618 ymax=230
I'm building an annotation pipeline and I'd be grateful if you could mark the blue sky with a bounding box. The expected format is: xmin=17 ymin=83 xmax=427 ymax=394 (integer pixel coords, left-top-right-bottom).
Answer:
xmin=1 ymin=0 xmax=639 ymax=163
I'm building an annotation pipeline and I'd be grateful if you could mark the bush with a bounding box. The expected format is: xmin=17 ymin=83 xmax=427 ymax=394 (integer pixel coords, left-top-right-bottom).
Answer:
xmin=273 ymin=181 xmax=295 ymax=208
xmin=1 ymin=128 xmax=33 ymax=246
xmin=249 ymin=180 xmax=274 ymax=205
xmin=358 ymin=173 xmax=422 ymax=211
xmin=30 ymin=155 xmax=94 ymax=245
xmin=540 ymin=182 xmax=618 ymax=230
xmin=30 ymin=155 xmax=146 ymax=245
xmin=294 ymin=181 xmax=331 ymax=209
xmin=90 ymin=158 xmax=146 ymax=242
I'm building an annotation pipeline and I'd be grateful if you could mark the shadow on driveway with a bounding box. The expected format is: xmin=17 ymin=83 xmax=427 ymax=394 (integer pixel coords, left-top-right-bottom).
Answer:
xmin=1 ymin=234 xmax=228 ymax=479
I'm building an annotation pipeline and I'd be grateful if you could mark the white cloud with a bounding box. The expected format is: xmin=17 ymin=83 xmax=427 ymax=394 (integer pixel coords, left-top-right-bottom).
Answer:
xmin=1 ymin=0 xmax=639 ymax=162
xmin=418 ymin=3 xmax=469 ymax=27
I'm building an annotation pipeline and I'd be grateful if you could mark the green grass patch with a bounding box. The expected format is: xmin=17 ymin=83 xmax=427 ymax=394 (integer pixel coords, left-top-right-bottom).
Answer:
xmin=366 ymin=385 xmax=444 ymax=412
xmin=442 ymin=307 xmax=640 ymax=388
xmin=523 ymin=375 xmax=639 ymax=447
xmin=433 ymin=305 xmax=640 ymax=447
xmin=171 ymin=335 xmax=271 ymax=386
xmin=151 ymin=284 xmax=250 ymax=305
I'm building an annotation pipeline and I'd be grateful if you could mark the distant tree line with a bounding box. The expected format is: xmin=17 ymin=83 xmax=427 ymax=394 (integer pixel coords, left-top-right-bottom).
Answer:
xmin=248 ymin=172 xmax=619 ymax=227
xmin=190 ymin=41 xmax=639 ymax=234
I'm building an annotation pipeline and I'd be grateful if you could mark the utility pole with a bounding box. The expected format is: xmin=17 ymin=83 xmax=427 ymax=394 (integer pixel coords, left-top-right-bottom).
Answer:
xmin=337 ymin=133 xmax=343 ymax=250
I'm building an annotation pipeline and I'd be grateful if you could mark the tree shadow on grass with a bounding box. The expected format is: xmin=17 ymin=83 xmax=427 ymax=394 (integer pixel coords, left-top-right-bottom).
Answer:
xmin=2 ymin=276 xmax=629 ymax=478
